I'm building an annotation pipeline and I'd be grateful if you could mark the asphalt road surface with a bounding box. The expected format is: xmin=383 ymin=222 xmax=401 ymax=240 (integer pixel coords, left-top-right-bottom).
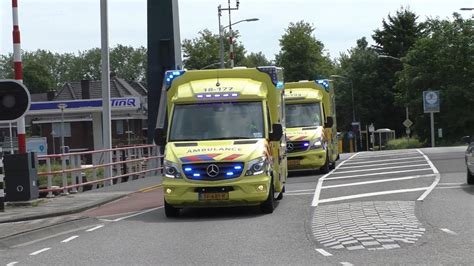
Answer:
xmin=2 ymin=147 xmax=473 ymax=265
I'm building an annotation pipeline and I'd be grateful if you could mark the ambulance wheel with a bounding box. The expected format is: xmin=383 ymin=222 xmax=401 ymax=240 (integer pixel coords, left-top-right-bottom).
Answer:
xmin=276 ymin=186 xmax=284 ymax=200
xmin=319 ymin=153 xmax=330 ymax=174
xmin=261 ymin=182 xmax=275 ymax=214
xmin=329 ymin=161 xmax=336 ymax=170
xmin=164 ymin=200 xmax=180 ymax=218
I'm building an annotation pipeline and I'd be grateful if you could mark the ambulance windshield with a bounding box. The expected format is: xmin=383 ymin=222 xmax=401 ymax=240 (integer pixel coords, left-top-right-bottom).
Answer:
xmin=169 ymin=102 xmax=264 ymax=141
xmin=285 ymin=103 xmax=322 ymax=128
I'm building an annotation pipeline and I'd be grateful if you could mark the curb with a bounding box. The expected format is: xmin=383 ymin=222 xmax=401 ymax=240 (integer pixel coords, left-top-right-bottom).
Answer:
xmin=0 ymin=193 xmax=128 ymax=224
xmin=0 ymin=217 xmax=100 ymax=249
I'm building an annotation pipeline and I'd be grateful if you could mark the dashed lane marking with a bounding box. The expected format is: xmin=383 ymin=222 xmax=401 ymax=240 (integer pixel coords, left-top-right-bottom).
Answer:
xmin=440 ymin=228 xmax=458 ymax=235
xmin=340 ymin=262 xmax=354 ymax=266
xmin=6 ymin=262 xmax=19 ymax=266
xmin=325 ymin=168 xmax=433 ymax=181
xmin=436 ymin=185 xmax=469 ymax=189
xmin=29 ymin=248 xmax=51 ymax=256
xmin=286 ymin=189 xmax=314 ymax=194
xmin=342 ymin=156 xmax=422 ymax=166
xmin=349 ymin=152 xmax=419 ymax=159
xmin=315 ymin=248 xmax=333 ymax=256
xmin=318 ymin=187 xmax=430 ymax=204
xmin=86 ymin=225 xmax=104 ymax=232
xmin=334 ymin=163 xmax=429 ymax=174
xmin=321 ymin=174 xmax=435 ymax=189
xmin=61 ymin=235 xmax=79 ymax=243
xmin=337 ymin=159 xmax=427 ymax=169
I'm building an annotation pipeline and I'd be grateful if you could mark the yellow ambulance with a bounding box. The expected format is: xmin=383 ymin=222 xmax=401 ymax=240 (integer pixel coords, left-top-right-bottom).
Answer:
xmin=155 ymin=67 xmax=287 ymax=217
xmin=284 ymin=80 xmax=338 ymax=173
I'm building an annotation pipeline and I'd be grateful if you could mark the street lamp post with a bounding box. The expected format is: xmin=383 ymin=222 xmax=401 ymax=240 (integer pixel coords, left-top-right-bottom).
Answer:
xmin=57 ymin=103 xmax=67 ymax=153
xmin=330 ymin=74 xmax=359 ymax=152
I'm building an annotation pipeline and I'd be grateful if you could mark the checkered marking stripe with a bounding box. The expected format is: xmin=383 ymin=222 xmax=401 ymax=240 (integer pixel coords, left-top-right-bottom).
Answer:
xmin=312 ymin=201 xmax=425 ymax=251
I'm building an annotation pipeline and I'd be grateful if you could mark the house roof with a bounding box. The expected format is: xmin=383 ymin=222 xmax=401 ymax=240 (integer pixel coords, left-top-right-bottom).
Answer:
xmin=49 ymin=77 xmax=147 ymax=102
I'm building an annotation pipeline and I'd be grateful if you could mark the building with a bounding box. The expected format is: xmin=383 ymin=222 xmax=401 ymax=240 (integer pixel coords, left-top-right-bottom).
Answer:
xmin=0 ymin=75 xmax=148 ymax=155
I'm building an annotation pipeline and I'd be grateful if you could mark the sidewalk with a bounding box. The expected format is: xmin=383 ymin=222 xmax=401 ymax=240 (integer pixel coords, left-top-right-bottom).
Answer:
xmin=0 ymin=175 xmax=162 ymax=247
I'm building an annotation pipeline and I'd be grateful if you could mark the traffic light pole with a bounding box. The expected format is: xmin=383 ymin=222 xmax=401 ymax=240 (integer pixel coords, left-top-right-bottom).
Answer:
xmin=12 ymin=0 xmax=26 ymax=154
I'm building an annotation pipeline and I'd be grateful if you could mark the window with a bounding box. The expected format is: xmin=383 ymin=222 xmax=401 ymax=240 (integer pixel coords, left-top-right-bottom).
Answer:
xmin=52 ymin=122 xmax=71 ymax=137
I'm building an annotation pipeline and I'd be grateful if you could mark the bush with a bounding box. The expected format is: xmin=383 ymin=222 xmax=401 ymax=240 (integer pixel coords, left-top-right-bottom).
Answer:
xmin=386 ymin=137 xmax=424 ymax=150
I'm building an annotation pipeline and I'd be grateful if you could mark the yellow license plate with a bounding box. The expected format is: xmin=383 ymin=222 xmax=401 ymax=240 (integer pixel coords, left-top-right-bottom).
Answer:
xmin=199 ymin=192 xmax=229 ymax=201
xmin=288 ymin=160 xmax=300 ymax=166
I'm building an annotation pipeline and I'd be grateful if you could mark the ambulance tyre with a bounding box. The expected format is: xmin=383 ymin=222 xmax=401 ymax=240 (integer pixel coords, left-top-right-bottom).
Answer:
xmin=164 ymin=200 xmax=180 ymax=218
xmin=261 ymin=180 xmax=275 ymax=214
xmin=276 ymin=185 xmax=284 ymax=200
xmin=319 ymin=152 xmax=330 ymax=174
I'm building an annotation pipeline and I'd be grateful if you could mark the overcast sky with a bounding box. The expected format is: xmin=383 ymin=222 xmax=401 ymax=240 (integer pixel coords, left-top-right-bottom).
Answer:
xmin=1 ymin=0 xmax=472 ymax=61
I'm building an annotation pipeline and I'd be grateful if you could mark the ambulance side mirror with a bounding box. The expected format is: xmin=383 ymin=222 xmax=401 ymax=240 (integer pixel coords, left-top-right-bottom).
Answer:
xmin=154 ymin=128 xmax=167 ymax=146
xmin=269 ymin=124 xmax=283 ymax=141
xmin=325 ymin=117 xmax=334 ymax=128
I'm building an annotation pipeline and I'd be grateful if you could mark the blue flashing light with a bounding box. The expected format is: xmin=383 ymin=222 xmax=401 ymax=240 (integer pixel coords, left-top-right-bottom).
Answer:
xmin=276 ymin=81 xmax=284 ymax=89
xmin=257 ymin=66 xmax=284 ymax=88
xmin=184 ymin=167 xmax=192 ymax=172
xmin=195 ymin=93 xmax=240 ymax=100
xmin=226 ymin=172 xmax=234 ymax=176
xmin=231 ymin=93 xmax=238 ymax=97
xmin=303 ymin=142 xmax=310 ymax=147
xmin=316 ymin=79 xmax=330 ymax=92
xmin=197 ymin=95 xmax=204 ymax=98
xmin=234 ymin=165 xmax=242 ymax=170
xmin=164 ymin=70 xmax=186 ymax=89
xmin=193 ymin=173 xmax=201 ymax=177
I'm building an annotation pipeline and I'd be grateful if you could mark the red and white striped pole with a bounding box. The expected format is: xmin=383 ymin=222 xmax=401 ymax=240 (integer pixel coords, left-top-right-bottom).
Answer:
xmin=12 ymin=0 xmax=26 ymax=154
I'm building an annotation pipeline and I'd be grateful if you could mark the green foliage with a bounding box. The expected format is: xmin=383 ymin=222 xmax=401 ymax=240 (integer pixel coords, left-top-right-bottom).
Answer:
xmin=23 ymin=61 xmax=55 ymax=93
xmin=386 ymin=137 xmax=424 ymax=150
xmin=395 ymin=13 xmax=474 ymax=143
xmin=241 ymin=52 xmax=271 ymax=68
xmin=276 ymin=21 xmax=334 ymax=82
xmin=182 ymin=29 xmax=246 ymax=69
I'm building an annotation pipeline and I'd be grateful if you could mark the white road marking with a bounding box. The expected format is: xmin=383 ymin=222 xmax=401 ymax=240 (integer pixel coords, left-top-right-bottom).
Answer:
xmin=101 ymin=206 xmax=164 ymax=222
xmin=6 ymin=262 xmax=19 ymax=266
xmin=416 ymin=149 xmax=440 ymax=201
xmin=86 ymin=225 xmax=104 ymax=232
xmin=312 ymin=153 xmax=360 ymax=206
xmin=337 ymin=159 xmax=427 ymax=169
xmin=321 ymin=174 xmax=435 ymax=189
xmin=334 ymin=163 xmax=429 ymax=174
xmin=318 ymin=187 xmax=430 ymax=204
xmin=61 ymin=235 xmax=79 ymax=243
xmin=440 ymin=228 xmax=458 ymax=235
xmin=340 ymin=262 xmax=354 ymax=266
xmin=342 ymin=156 xmax=422 ymax=166
xmin=325 ymin=168 xmax=433 ymax=181
xmin=286 ymin=192 xmax=314 ymax=196
xmin=438 ymin=182 xmax=465 ymax=186
xmin=435 ymin=185 xmax=467 ymax=189
xmin=350 ymin=152 xmax=419 ymax=159
xmin=286 ymin=188 xmax=314 ymax=194
xmin=315 ymin=248 xmax=333 ymax=256
xmin=29 ymin=248 xmax=51 ymax=256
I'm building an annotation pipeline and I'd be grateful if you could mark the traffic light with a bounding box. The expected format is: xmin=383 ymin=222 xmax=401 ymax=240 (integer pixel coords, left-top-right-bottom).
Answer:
xmin=0 ymin=80 xmax=30 ymax=121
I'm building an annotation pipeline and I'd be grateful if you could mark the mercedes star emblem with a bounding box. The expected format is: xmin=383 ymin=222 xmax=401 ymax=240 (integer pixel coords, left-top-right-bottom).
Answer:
xmin=287 ymin=143 xmax=294 ymax=151
xmin=206 ymin=164 xmax=220 ymax=177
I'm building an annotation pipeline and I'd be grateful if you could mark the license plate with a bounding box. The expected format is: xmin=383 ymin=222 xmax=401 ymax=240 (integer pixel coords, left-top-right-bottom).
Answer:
xmin=199 ymin=192 xmax=229 ymax=201
xmin=288 ymin=160 xmax=299 ymax=166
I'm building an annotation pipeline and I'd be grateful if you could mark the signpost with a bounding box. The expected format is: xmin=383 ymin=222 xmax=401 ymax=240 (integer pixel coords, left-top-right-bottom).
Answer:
xmin=423 ymin=91 xmax=440 ymax=147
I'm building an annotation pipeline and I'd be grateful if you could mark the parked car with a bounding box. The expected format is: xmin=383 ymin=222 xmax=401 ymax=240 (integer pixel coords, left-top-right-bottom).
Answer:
xmin=462 ymin=136 xmax=474 ymax=185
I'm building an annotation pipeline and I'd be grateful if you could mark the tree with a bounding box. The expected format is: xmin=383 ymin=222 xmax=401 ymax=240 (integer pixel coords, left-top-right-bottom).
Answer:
xmin=241 ymin=52 xmax=271 ymax=67
xmin=110 ymin=45 xmax=147 ymax=81
xmin=182 ymin=29 xmax=246 ymax=69
xmin=23 ymin=61 xmax=55 ymax=93
xmin=276 ymin=21 xmax=334 ymax=82
xmin=395 ymin=14 xmax=474 ymax=143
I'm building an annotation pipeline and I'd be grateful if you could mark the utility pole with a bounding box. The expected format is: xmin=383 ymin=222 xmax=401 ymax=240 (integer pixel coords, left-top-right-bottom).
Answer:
xmin=218 ymin=0 xmax=239 ymax=68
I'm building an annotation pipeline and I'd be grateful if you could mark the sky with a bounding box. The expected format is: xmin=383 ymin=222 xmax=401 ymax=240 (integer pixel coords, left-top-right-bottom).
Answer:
xmin=0 ymin=0 xmax=473 ymax=61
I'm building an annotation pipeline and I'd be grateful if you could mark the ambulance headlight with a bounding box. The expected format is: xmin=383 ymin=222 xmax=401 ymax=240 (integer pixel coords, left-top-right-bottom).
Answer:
xmin=310 ymin=137 xmax=323 ymax=150
xmin=245 ymin=157 xmax=268 ymax=176
xmin=164 ymin=160 xmax=182 ymax=178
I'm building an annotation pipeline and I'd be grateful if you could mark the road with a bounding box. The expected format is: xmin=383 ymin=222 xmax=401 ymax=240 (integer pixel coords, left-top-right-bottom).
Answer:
xmin=1 ymin=147 xmax=473 ymax=265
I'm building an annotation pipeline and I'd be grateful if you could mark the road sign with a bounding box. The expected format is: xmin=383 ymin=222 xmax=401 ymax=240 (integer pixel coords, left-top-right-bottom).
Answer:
xmin=423 ymin=91 xmax=440 ymax=113
xmin=403 ymin=119 xmax=413 ymax=128
xmin=368 ymin=124 xmax=375 ymax=133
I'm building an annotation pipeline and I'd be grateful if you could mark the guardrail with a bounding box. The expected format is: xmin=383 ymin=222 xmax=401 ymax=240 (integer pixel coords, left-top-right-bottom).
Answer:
xmin=37 ymin=145 xmax=162 ymax=198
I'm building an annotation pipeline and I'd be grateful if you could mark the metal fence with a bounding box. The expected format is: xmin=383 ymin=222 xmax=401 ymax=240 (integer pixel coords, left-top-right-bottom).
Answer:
xmin=37 ymin=145 xmax=162 ymax=198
